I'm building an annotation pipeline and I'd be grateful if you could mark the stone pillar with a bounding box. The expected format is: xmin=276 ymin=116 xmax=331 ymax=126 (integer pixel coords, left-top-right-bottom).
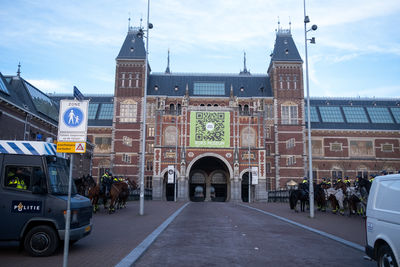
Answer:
xmin=230 ymin=178 xmax=242 ymax=202
xmin=255 ymin=179 xmax=268 ymax=202
xmin=205 ymin=175 xmax=211 ymax=201
xmin=178 ymin=176 xmax=189 ymax=201
xmin=152 ymin=176 xmax=163 ymax=200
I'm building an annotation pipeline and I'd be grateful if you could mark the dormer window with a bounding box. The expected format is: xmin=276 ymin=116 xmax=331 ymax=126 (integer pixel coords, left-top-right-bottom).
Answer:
xmin=240 ymin=87 xmax=244 ymax=92
xmin=154 ymin=85 xmax=159 ymax=91
xmin=174 ymin=85 xmax=179 ymax=91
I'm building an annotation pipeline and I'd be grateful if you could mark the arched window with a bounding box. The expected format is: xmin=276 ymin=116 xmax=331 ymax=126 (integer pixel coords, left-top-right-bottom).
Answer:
xmin=169 ymin=103 xmax=175 ymax=115
xmin=243 ymin=105 xmax=249 ymax=115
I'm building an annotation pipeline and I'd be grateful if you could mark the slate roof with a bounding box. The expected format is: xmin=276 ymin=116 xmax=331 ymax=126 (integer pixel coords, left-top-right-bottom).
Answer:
xmin=148 ymin=73 xmax=272 ymax=98
xmin=271 ymin=29 xmax=302 ymax=62
xmin=0 ymin=73 xmax=59 ymax=126
xmin=116 ymin=27 xmax=146 ymax=60
xmin=306 ymin=98 xmax=400 ymax=131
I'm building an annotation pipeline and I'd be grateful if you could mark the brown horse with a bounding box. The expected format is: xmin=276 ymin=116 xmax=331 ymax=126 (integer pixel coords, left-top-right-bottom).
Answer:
xmin=88 ymin=184 xmax=108 ymax=213
xmin=108 ymin=181 xmax=128 ymax=213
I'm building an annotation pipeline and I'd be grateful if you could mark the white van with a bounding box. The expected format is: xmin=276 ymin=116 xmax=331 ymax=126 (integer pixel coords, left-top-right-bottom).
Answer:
xmin=365 ymin=174 xmax=400 ymax=267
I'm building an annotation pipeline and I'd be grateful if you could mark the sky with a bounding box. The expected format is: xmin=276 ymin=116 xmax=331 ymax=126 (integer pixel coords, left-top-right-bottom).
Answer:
xmin=1 ymin=0 xmax=400 ymax=98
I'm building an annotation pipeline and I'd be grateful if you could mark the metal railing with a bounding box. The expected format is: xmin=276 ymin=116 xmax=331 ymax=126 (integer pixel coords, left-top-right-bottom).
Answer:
xmin=267 ymin=190 xmax=290 ymax=203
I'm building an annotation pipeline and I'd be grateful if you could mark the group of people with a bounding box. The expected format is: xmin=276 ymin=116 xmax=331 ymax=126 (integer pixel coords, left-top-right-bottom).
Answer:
xmin=100 ymin=170 xmax=127 ymax=196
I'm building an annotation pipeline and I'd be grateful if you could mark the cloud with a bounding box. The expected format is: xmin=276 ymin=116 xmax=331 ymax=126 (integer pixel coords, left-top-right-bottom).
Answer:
xmin=27 ymin=79 xmax=71 ymax=94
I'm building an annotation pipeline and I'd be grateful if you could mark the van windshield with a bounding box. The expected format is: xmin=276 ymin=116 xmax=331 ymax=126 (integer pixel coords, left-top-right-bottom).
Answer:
xmin=48 ymin=160 xmax=77 ymax=195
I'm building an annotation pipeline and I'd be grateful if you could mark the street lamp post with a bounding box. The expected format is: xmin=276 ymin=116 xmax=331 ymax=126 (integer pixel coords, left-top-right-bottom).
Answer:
xmin=248 ymin=103 xmax=252 ymax=203
xmin=174 ymin=103 xmax=178 ymax=202
xmin=139 ymin=0 xmax=152 ymax=216
xmin=303 ymin=0 xmax=317 ymax=218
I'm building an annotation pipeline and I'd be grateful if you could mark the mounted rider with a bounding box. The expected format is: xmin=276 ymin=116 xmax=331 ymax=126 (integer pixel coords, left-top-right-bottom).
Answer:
xmin=299 ymin=177 xmax=309 ymax=193
xmin=344 ymin=176 xmax=351 ymax=187
xmin=100 ymin=170 xmax=112 ymax=196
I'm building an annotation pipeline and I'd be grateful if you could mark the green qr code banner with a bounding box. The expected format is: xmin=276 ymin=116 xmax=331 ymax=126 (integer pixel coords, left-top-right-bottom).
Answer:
xmin=190 ymin=111 xmax=230 ymax=148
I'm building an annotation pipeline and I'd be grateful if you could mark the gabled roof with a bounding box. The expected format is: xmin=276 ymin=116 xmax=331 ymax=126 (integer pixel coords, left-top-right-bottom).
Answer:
xmin=0 ymin=73 xmax=59 ymax=125
xmin=271 ymin=29 xmax=302 ymax=62
xmin=148 ymin=73 xmax=272 ymax=98
xmin=116 ymin=27 xmax=146 ymax=60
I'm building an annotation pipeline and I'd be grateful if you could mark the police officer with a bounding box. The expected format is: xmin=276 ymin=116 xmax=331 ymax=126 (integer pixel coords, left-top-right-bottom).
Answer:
xmin=100 ymin=170 xmax=112 ymax=194
xmin=7 ymin=168 xmax=27 ymax=190
xmin=344 ymin=176 xmax=351 ymax=186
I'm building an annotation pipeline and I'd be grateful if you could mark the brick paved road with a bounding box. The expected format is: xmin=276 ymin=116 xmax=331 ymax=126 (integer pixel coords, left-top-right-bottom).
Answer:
xmin=134 ymin=202 xmax=373 ymax=267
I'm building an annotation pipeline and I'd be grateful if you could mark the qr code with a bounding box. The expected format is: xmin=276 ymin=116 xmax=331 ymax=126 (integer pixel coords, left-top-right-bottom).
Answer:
xmin=195 ymin=112 xmax=225 ymax=141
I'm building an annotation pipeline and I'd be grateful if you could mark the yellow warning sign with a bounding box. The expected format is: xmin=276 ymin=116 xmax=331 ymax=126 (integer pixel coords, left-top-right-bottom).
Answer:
xmin=56 ymin=142 xmax=86 ymax=153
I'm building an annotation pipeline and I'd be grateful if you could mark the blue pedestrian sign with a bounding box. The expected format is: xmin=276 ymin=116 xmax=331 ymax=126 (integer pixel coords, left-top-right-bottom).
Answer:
xmin=58 ymin=100 xmax=89 ymax=142
xmin=63 ymin=107 xmax=84 ymax=127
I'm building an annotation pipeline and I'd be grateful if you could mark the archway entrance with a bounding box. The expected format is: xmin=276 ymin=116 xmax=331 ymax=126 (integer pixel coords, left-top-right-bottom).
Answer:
xmin=241 ymin=171 xmax=254 ymax=202
xmin=163 ymin=171 xmax=176 ymax=201
xmin=189 ymin=156 xmax=229 ymax=202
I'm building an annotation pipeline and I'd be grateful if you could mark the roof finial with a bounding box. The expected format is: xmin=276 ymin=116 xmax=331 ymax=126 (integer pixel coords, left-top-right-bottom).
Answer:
xmin=289 ymin=17 xmax=292 ymax=32
xmin=17 ymin=62 xmax=21 ymax=77
xmin=278 ymin=16 xmax=281 ymax=30
xmin=140 ymin=15 xmax=143 ymax=28
xmin=128 ymin=13 xmax=131 ymax=31
xmin=243 ymin=51 xmax=247 ymax=72
xmin=165 ymin=49 xmax=171 ymax=74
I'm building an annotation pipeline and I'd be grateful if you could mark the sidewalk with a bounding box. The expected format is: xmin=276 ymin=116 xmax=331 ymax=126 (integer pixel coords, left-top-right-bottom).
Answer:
xmin=242 ymin=202 xmax=367 ymax=247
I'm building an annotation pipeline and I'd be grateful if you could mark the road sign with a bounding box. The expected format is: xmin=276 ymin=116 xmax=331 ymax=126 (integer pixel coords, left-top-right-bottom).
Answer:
xmin=56 ymin=142 xmax=86 ymax=153
xmin=58 ymin=100 xmax=89 ymax=142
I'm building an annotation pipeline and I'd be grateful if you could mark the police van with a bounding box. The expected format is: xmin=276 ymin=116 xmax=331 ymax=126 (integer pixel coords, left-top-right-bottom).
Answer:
xmin=0 ymin=140 xmax=92 ymax=256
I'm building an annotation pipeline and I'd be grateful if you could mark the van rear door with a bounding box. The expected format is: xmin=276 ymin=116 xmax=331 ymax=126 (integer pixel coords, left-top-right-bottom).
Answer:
xmin=0 ymin=154 xmax=47 ymax=240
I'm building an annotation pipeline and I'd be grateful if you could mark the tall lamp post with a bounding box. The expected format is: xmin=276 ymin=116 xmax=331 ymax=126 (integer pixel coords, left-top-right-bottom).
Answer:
xmin=303 ymin=0 xmax=317 ymax=218
xmin=139 ymin=0 xmax=152 ymax=216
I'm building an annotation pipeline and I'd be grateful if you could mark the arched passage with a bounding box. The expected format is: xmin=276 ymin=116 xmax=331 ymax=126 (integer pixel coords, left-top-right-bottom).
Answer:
xmin=188 ymin=156 xmax=230 ymax=202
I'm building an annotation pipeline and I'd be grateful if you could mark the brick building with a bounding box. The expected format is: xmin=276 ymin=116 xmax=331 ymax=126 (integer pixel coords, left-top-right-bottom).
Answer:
xmin=2 ymin=26 xmax=399 ymax=202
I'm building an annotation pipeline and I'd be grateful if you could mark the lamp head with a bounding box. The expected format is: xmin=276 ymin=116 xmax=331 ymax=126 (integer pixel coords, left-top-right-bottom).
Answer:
xmin=148 ymin=23 xmax=153 ymax=29
xmin=311 ymin=24 xmax=318 ymax=31
xmin=304 ymin=16 xmax=310 ymax=23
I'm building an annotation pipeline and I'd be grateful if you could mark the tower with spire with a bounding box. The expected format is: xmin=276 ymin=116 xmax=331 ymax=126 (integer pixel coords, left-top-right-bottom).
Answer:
xmin=165 ymin=49 xmax=171 ymax=74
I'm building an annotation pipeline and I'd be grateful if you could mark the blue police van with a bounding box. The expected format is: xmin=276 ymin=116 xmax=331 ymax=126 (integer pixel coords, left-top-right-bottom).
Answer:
xmin=0 ymin=140 xmax=92 ymax=256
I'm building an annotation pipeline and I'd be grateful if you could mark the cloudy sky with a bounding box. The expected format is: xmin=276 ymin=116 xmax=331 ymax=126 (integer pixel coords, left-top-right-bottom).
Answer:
xmin=1 ymin=0 xmax=400 ymax=98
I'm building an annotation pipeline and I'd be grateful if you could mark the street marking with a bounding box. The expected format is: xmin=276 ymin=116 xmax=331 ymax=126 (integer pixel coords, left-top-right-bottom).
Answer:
xmin=115 ymin=202 xmax=190 ymax=267
xmin=239 ymin=204 xmax=364 ymax=252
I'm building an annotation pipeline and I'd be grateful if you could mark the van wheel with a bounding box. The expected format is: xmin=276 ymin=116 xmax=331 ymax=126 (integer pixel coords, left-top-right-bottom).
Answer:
xmin=378 ymin=244 xmax=398 ymax=267
xmin=24 ymin=225 xmax=59 ymax=257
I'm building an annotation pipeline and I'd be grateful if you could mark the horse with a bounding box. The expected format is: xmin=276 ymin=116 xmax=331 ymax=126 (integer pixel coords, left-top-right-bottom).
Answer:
xmin=116 ymin=178 xmax=137 ymax=209
xmin=327 ymin=180 xmax=347 ymax=215
xmin=108 ymin=181 xmax=129 ymax=213
xmin=289 ymin=189 xmax=308 ymax=212
xmin=315 ymin=183 xmax=328 ymax=212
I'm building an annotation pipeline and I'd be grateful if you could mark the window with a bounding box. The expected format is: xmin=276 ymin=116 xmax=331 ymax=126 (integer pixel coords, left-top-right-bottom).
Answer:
xmin=286 ymin=76 xmax=290 ymax=89
xmin=281 ymin=105 xmax=298 ymax=125
xmin=331 ymin=170 xmax=343 ymax=179
xmin=265 ymin=104 xmax=273 ymax=119
xmin=381 ymin=144 xmax=393 ymax=152
xmin=266 ymin=144 xmax=271 ymax=156
xmin=145 ymin=176 xmax=152 ymax=189
xmin=148 ymin=127 xmax=155 ymax=137
xmin=121 ymin=73 xmax=125 ymax=87
xmin=98 ymin=103 xmax=114 ymax=120
xmin=293 ymin=75 xmax=297 ymax=90
xmin=193 ymin=82 xmax=225 ymax=95
xmin=120 ymin=101 xmax=137 ymax=122
xmin=330 ymin=143 xmax=342 ymax=152
xmin=266 ymin=162 xmax=271 ymax=173
xmin=147 ymin=143 xmax=154 ymax=153
xmin=357 ymin=170 xmax=368 ymax=179
xmin=367 ymin=107 xmax=393 ymax=123
xmin=266 ymin=126 xmax=271 ymax=139
xmin=287 ymin=156 xmax=296 ymax=166
xmin=4 ymin=165 xmax=42 ymax=191
xmin=95 ymin=137 xmax=111 ymax=145
xmin=279 ymin=76 xmax=283 ymax=89
xmin=319 ymin=106 xmax=344 ymax=123
xmin=123 ymin=136 xmax=132 ymax=147
xmin=390 ymin=107 xmax=400 ymax=123
xmin=88 ymin=103 xmax=99 ymax=119
xmin=146 ymin=160 xmax=153 ymax=171
xmin=122 ymin=154 xmax=131 ymax=163
xmin=286 ymin=138 xmax=295 ymax=149
xmin=343 ymin=107 xmax=368 ymax=123
xmin=305 ymin=106 xmax=320 ymax=122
